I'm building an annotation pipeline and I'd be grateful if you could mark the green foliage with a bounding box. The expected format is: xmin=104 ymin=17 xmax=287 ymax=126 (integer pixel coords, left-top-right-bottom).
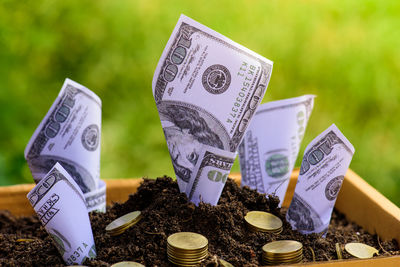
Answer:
xmin=0 ymin=0 xmax=399 ymax=205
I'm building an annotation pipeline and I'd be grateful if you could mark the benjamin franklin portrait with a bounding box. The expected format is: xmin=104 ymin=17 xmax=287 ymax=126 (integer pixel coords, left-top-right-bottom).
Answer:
xmin=157 ymin=102 xmax=229 ymax=182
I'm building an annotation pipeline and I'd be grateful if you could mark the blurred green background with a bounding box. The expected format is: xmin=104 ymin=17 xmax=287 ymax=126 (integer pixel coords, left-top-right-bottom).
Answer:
xmin=0 ymin=0 xmax=399 ymax=205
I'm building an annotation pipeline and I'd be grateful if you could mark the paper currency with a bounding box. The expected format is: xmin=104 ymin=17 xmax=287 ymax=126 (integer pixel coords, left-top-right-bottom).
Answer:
xmin=286 ymin=124 xmax=355 ymax=234
xmin=152 ymin=14 xmax=273 ymax=204
xmin=185 ymin=146 xmax=236 ymax=205
xmin=27 ymin=163 xmax=96 ymax=265
xmin=24 ymin=78 xmax=105 ymax=212
xmin=239 ymin=95 xmax=315 ymax=206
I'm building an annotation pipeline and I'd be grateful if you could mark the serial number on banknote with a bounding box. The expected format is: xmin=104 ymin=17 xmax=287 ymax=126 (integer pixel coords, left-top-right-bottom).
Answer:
xmin=227 ymin=62 xmax=256 ymax=125
xmin=65 ymin=243 xmax=89 ymax=265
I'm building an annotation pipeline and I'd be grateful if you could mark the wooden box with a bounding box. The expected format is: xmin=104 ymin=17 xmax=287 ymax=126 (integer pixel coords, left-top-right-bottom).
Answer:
xmin=0 ymin=169 xmax=399 ymax=266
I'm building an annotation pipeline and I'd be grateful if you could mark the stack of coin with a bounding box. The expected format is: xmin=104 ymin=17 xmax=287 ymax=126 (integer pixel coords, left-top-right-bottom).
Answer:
xmin=262 ymin=240 xmax=303 ymax=265
xmin=244 ymin=211 xmax=283 ymax=234
xmin=167 ymin=232 xmax=208 ymax=266
xmin=105 ymin=211 xmax=142 ymax=236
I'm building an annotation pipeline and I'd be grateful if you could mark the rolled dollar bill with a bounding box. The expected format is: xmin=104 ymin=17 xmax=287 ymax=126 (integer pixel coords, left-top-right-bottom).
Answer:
xmin=152 ymin=14 xmax=273 ymax=204
xmin=27 ymin=163 xmax=96 ymax=265
xmin=239 ymin=95 xmax=315 ymax=206
xmin=186 ymin=145 xmax=236 ymax=205
xmin=286 ymin=124 xmax=355 ymax=234
xmin=24 ymin=78 xmax=105 ymax=212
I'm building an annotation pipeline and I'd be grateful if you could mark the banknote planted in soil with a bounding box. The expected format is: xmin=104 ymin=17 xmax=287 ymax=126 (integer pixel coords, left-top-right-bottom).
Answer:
xmin=0 ymin=177 xmax=399 ymax=266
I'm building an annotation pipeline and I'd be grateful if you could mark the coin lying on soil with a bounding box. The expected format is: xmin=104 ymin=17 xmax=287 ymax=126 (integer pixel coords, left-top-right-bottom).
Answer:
xmin=105 ymin=211 xmax=142 ymax=236
xmin=244 ymin=211 xmax=283 ymax=233
xmin=344 ymin=242 xmax=379 ymax=259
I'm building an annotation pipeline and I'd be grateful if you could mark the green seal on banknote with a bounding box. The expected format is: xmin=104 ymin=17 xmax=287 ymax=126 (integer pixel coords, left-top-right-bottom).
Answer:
xmin=265 ymin=154 xmax=289 ymax=178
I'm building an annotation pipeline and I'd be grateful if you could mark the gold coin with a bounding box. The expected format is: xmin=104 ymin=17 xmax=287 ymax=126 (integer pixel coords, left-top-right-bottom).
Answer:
xmin=109 ymin=229 xmax=127 ymax=236
xmin=168 ymin=250 xmax=208 ymax=260
xmin=109 ymin=224 xmax=130 ymax=234
xmin=264 ymin=254 xmax=303 ymax=264
xmin=108 ymin=219 xmax=141 ymax=236
xmin=263 ymin=250 xmax=303 ymax=260
xmin=247 ymin=223 xmax=283 ymax=234
xmin=167 ymin=251 xmax=208 ymax=258
xmin=344 ymin=242 xmax=379 ymax=259
xmin=262 ymin=240 xmax=303 ymax=255
xmin=167 ymin=245 xmax=208 ymax=254
xmin=167 ymin=255 xmax=208 ymax=262
xmin=270 ymin=228 xmax=283 ymax=234
xmin=263 ymin=249 xmax=303 ymax=258
xmin=168 ymin=253 xmax=207 ymax=262
xmin=263 ymin=246 xmax=303 ymax=254
xmin=167 ymin=232 xmax=208 ymax=251
xmin=168 ymin=252 xmax=208 ymax=260
xmin=245 ymin=211 xmax=282 ymax=232
xmin=336 ymin=243 xmax=343 ymax=259
xmin=167 ymin=232 xmax=209 ymax=266
xmin=168 ymin=256 xmax=207 ymax=264
xmin=110 ymin=261 xmax=145 ymax=267
xmin=109 ymin=226 xmax=132 ymax=236
xmin=263 ymin=257 xmax=303 ymax=263
xmin=167 ymin=242 xmax=208 ymax=251
xmin=219 ymin=259 xmax=234 ymax=267
xmin=16 ymin=238 xmax=35 ymax=242
xmin=264 ymin=253 xmax=303 ymax=260
xmin=106 ymin=211 xmax=142 ymax=233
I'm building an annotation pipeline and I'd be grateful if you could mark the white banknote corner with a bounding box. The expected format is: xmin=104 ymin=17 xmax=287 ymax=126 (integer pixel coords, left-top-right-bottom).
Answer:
xmin=287 ymin=123 xmax=355 ymax=234
xmin=27 ymin=163 xmax=96 ymax=264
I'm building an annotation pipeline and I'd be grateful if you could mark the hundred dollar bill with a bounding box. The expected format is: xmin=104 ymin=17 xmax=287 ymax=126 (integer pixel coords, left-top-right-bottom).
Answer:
xmin=152 ymin=14 xmax=273 ymax=197
xmin=239 ymin=95 xmax=315 ymax=206
xmin=186 ymin=145 xmax=236 ymax=205
xmin=286 ymin=124 xmax=355 ymax=235
xmin=24 ymin=78 xmax=105 ymax=212
xmin=27 ymin=163 xmax=96 ymax=265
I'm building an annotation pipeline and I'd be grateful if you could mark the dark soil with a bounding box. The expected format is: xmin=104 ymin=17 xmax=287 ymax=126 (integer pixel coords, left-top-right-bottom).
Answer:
xmin=0 ymin=176 xmax=398 ymax=266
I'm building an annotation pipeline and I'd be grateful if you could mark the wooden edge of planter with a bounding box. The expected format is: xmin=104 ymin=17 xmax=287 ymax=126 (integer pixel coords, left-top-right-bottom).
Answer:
xmin=0 ymin=179 xmax=145 ymax=217
xmin=0 ymin=183 xmax=36 ymax=217
xmin=335 ymin=169 xmax=400 ymax=245
xmin=297 ymin=255 xmax=400 ymax=267
xmin=1 ymin=169 xmax=399 ymax=245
